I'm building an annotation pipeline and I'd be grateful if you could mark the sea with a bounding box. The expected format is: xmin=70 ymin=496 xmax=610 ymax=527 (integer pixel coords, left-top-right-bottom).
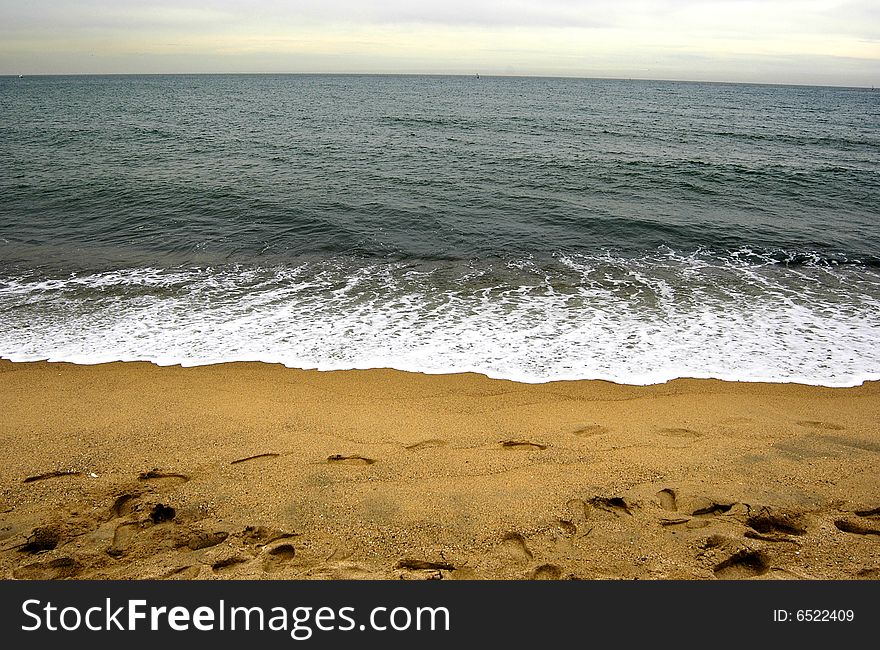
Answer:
xmin=1 ymin=74 xmax=878 ymax=386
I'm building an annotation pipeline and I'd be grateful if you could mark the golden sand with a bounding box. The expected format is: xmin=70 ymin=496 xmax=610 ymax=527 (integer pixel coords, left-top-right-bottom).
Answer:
xmin=0 ymin=360 xmax=877 ymax=580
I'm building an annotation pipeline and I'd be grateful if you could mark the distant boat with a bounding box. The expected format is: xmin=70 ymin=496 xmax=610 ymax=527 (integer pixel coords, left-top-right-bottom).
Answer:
xmin=475 ymin=73 xmax=480 ymax=79
xmin=18 ymin=74 xmax=23 ymax=78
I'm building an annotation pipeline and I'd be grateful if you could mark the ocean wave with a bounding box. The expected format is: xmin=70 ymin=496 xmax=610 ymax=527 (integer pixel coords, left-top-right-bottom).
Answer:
xmin=1 ymin=250 xmax=878 ymax=387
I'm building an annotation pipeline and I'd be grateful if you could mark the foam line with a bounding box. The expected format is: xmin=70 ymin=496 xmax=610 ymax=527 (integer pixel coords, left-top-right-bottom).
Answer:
xmin=1 ymin=251 xmax=878 ymax=387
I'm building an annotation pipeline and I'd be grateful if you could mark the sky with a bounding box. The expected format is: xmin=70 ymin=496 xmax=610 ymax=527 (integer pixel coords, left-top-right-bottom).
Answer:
xmin=1 ymin=0 xmax=878 ymax=86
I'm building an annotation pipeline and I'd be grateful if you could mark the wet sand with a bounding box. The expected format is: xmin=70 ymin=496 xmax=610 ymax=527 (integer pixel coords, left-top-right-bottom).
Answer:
xmin=0 ymin=359 xmax=878 ymax=580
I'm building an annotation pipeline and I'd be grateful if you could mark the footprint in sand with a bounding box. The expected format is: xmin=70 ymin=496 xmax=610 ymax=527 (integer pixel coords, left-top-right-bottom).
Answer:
xmin=747 ymin=508 xmax=807 ymax=536
xmin=212 ymin=556 xmax=249 ymax=572
xmin=498 ymin=533 xmax=533 ymax=564
xmin=553 ymin=519 xmax=577 ymax=536
xmin=589 ymin=496 xmax=633 ymax=516
xmin=529 ymin=564 xmax=563 ymax=580
xmin=796 ymin=420 xmax=845 ymax=431
xmin=405 ymin=439 xmax=447 ymax=451
xmin=657 ymin=427 xmax=702 ymax=438
xmin=231 ymin=453 xmax=280 ymax=465
xmin=817 ymin=435 xmax=880 ymax=453
xmin=834 ymin=519 xmax=880 ymax=536
xmin=656 ymin=489 xmax=678 ymax=512
xmin=22 ymin=524 xmax=62 ymax=553
xmin=239 ymin=526 xmax=296 ymax=547
xmin=713 ymin=550 xmax=770 ymax=579
xmin=186 ymin=530 xmax=229 ymax=551
xmin=572 ymin=425 xmax=608 ymax=437
xmin=687 ymin=497 xmax=734 ymax=516
xmin=13 ymin=557 xmax=80 ymax=580
xmin=262 ymin=543 xmax=297 ymax=572
xmin=23 ymin=469 xmax=81 ymax=484
xmin=660 ymin=517 xmax=710 ymax=530
xmin=138 ymin=469 xmax=189 ymax=487
xmin=327 ymin=454 xmax=376 ymax=466
xmin=500 ymin=440 xmax=547 ymax=451
xmin=660 ymin=516 xmax=690 ymax=527
xmin=564 ymin=498 xmax=590 ymax=523
xmin=108 ymin=521 xmax=139 ymax=557
xmin=108 ymin=494 xmax=137 ymax=519
xmin=165 ymin=565 xmax=201 ymax=580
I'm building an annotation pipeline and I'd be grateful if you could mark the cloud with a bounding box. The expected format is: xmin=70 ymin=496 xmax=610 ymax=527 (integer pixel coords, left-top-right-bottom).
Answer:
xmin=0 ymin=1 xmax=877 ymax=84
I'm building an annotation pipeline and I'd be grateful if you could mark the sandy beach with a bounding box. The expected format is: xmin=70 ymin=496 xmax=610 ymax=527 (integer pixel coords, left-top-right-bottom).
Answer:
xmin=0 ymin=359 xmax=877 ymax=580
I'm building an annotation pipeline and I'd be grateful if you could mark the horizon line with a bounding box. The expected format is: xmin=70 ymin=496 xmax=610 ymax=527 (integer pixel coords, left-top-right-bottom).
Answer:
xmin=4 ymin=71 xmax=875 ymax=90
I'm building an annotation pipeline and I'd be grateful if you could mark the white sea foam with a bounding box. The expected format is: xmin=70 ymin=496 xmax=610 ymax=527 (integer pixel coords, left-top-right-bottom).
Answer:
xmin=1 ymin=252 xmax=879 ymax=386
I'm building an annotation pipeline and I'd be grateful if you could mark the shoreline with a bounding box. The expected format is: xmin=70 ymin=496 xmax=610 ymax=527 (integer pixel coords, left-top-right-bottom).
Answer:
xmin=1 ymin=359 xmax=878 ymax=580
xmin=2 ymin=356 xmax=877 ymax=389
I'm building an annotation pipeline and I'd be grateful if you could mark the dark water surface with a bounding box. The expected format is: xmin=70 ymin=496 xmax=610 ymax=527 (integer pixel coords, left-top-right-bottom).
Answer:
xmin=1 ymin=75 xmax=878 ymax=384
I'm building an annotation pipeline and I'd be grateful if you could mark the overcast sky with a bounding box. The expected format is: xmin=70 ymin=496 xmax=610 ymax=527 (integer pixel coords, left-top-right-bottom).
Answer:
xmin=1 ymin=0 xmax=877 ymax=85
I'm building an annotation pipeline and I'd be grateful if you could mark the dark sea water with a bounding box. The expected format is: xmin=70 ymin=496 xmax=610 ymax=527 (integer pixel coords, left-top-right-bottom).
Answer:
xmin=1 ymin=74 xmax=879 ymax=384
